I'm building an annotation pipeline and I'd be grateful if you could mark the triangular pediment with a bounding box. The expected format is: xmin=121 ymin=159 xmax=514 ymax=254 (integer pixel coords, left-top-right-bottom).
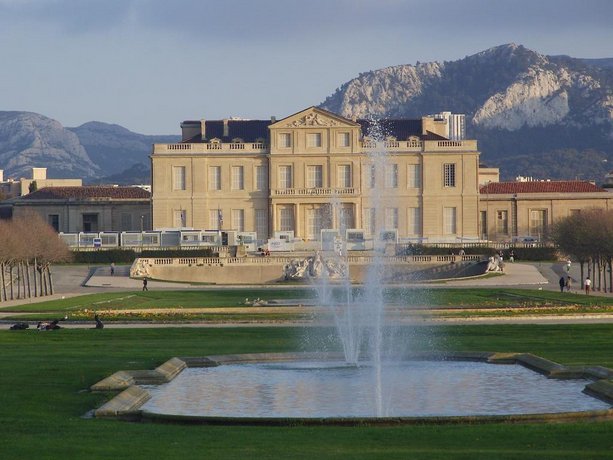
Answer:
xmin=270 ymin=106 xmax=358 ymax=129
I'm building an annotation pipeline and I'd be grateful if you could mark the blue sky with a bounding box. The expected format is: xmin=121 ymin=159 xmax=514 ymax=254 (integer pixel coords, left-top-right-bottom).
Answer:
xmin=1 ymin=0 xmax=611 ymax=134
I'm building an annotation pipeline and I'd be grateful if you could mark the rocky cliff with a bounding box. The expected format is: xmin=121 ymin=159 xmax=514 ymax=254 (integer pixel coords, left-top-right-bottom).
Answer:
xmin=321 ymin=44 xmax=613 ymax=180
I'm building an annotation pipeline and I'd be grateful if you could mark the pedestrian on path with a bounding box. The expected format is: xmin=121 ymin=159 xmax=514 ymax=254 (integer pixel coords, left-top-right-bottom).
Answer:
xmin=110 ymin=262 xmax=115 ymax=276
xmin=566 ymin=276 xmax=572 ymax=292
xmin=142 ymin=278 xmax=148 ymax=291
xmin=559 ymin=276 xmax=566 ymax=293
xmin=584 ymin=277 xmax=591 ymax=295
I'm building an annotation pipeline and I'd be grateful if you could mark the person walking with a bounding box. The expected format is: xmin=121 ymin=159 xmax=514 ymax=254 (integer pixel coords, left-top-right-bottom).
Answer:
xmin=142 ymin=277 xmax=148 ymax=291
xmin=559 ymin=276 xmax=566 ymax=293
xmin=566 ymin=276 xmax=572 ymax=292
xmin=584 ymin=277 xmax=591 ymax=295
xmin=110 ymin=262 xmax=115 ymax=276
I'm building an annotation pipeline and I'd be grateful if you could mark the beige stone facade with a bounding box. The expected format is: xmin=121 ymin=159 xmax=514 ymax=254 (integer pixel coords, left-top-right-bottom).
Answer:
xmin=151 ymin=107 xmax=481 ymax=243
xmin=479 ymin=181 xmax=613 ymax=242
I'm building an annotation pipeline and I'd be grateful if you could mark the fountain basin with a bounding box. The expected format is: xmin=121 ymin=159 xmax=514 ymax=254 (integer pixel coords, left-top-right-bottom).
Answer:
xmin=92 ymin=352 xmax=613 ymax=425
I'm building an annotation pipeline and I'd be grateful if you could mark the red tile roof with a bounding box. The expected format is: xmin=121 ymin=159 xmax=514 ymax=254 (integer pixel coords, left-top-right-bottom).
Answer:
xmin=22 ymin=186 xmax=150 ymax=200
xmin=480 ymin=181 xmax=606 ymax=194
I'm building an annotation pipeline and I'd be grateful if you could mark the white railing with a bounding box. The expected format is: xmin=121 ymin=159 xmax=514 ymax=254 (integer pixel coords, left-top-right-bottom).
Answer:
xmin=154 ymin=142 xmax=267 ymax=154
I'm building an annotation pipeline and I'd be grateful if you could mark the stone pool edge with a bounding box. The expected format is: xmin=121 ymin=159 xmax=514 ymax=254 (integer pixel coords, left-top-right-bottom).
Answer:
xmin=90 ymin=351 xmax=613 ymax=424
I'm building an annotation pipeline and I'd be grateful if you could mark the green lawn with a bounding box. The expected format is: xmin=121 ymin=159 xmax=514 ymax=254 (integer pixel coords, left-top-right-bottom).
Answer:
xmin=0 ymin=324 xmax=612 ymax=459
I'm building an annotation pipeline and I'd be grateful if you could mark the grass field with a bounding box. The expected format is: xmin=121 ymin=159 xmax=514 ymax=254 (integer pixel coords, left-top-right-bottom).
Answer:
xmin=1 ymin=324 xmax=612 ymax=459
xmin=5 ymin=287 xmax=613 ymax=323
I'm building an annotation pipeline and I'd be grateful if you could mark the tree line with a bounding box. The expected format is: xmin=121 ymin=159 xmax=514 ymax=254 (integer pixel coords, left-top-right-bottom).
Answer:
xmin=0 ymin=211 xmax=72 ymax=302
xmin=551 ymin=209 xmax=613 ymax=292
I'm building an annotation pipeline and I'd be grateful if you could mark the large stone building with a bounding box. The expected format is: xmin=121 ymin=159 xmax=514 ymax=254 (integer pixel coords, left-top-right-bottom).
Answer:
xmin=151 ymin=107 xmax=480 ymax=243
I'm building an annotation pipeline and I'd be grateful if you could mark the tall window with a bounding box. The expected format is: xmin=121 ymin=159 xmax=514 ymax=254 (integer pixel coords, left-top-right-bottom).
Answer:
xmin=385 ymin=207 xmax=398 ymax=229
xmin=174 ymin=210 xmax=186 ymax=228
xmin=385 ymin=164 xmax=398 ymax=188
xmin=255 ymin=209 xmax=268 ymax=240
xmin=444 ymin=207 xmax=457 ymax=234
xmin=279 ymin=206 xmax=294 ymax=232
xmin=120 ymin=213 xmax=132 ymax=231
xmin=337 ymin=164 xmax=352 ymax=188
xmin=443 ymin=163 xmax=456 ymax=187
xmin=307 ymin=165 xmax=323 ymax=188
xmin=496 ymin=210 xmax=508 ymax=235
xmin=338 ymin=205 xmax=354 ymax=232
xmin=231 ymin=166 xmax=244 ymax=190
xmin=363 ymin=208 xmax=376 ymax=236
xmin=208 ymin=166 xmax=221 ymax=191
xmin=338 ymin=132 xmax=350 ymax=147
xmin=279 ymin=133 xmax=292 ymax=148
xmin=368 ymin=165 xmax=376 ymax=188
xmin=48 ymin=214 xmax=59 ymax=232
xmin=232 ymin=209 xmax=244 ymax=232
xmin=209 ymin=209 xmax=223 ymax=230
xmin=307 ymin=132 xmax=322 ymax=147
xmin=407 ymin=164 xmax=421 ymax=188
xmin=255 ymin=165 xmax=267 ymax=191
xmin=278 ymin=165 xmax=292 ymax=189
xmin=173 ymin=166 xmax=186 ymax=190
xmin=529 ymin=209 xmax=547 ymax=237
xmin=307 ymin=207 xmax=323 ymax=239
xmin=407 ymin=207 xmax=421 ymax=235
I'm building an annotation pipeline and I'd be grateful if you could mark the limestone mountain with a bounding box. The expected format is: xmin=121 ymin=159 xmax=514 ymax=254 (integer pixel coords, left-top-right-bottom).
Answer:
xmin=320 ymin=44 xmax=613 ymax=180
xmin=0 ymin=112 xmax=178 ymax=183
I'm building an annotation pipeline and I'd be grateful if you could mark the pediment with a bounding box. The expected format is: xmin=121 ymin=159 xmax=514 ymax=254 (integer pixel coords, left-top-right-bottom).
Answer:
xmin=271 ymin=107 xmax=358 ymax=129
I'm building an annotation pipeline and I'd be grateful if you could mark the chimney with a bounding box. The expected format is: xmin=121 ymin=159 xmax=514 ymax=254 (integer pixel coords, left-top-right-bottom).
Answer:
xmin=270 ymin=116 xmax=276 ymax=123
xmin=200 ymin=119 xmax=206 ymax=141
xmin=32 ymin=167 xmax=47 ymax=180
xmin=223 ymin=119 xmax=229 ymax=138
xmin=0 ymin=169 xmax=3 ymax=182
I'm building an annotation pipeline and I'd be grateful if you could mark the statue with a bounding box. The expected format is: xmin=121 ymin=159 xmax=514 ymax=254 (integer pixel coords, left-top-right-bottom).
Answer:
xmin=283 ymin=251 xmax=348 ymax=280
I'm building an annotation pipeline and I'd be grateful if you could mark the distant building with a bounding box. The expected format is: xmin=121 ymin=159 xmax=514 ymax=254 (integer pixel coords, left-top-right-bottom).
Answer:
xmin=479 ymin=180 xmax=613 ymax=241
xmin=0 ymin=167 xmax=82 ymax=200
xmin=4 ymin=186 xmax=151 ymax=233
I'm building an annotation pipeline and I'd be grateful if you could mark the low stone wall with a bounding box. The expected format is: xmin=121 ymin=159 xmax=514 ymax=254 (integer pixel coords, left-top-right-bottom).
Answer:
xmin=130 ymin=254 xmax=484 ymax=284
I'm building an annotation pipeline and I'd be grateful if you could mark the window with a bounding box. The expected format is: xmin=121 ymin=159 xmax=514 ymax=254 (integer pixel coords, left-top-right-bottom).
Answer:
xmin=363 ymin=208 xmax=376 ymax=236
xmin=232 ymin=209 xmax=244 ymax=232
xmin=443 ymin=163 xmax=456 ymax=187
xmin=338 ymin=205 xmax=354 ymax=231
xmin=407 ymin=207 xmax=421 ymax=235
xmin=307 ymin=165 xmax=323 ymax=188
xmin=208 ymin=166 xmax=221 ymax=191
xmin=407 ymin=164 xmax=421 ymax=188
xmin=255 ymin=209 xmax=268 ymax=240
xmin=307 ymin=132 xmax=322 ymax=147
xmin=82 ymin=213 xmax=98 ymax=232
xmin=385 ymin=208 xmax=398 ymax=229
xmin=529 ymin=209 xmax=547 ymax=237
xmin=278 ymin=165 xmax=293 ymax=189
xmin=368 ymin=165 xmax=376 ymax=188
xmin=231 ymin=166 xmax=244 ymax=190
xmin=121 ymin=213 xmax=132 ymax=231
xmin=279 ymin=133 xmax=292 ymax=148
xmin=480 ymin=211 xmax=488 ymax=239
xmin=337 ymin=164 xmax=352 ymax=188
xmin=444 ymin=207 xmax=457 ymax=234
xmin=209 ymin=209 xmax=223 ymax=230
xmin=306 ymin=207 xmax=323 ymax=239
xmin=385 ymin=164 xmax=398 ymax=188
xmin=338 ymin=132 xmax=350 ymax=147
xmin=496 ymin=210 xmax=508 ymax=235
xmin=174 ymin=210 xmax=186 ymax=228
xmin=279 ymin=206 xmax=294 ymax=232
xmin=173 ymin=166 xmax=186 ymax=191
xmin=255 ymin=166 xmax=268 ymax=191
xmin=48 ymin=214 xmax=59 ymax=232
